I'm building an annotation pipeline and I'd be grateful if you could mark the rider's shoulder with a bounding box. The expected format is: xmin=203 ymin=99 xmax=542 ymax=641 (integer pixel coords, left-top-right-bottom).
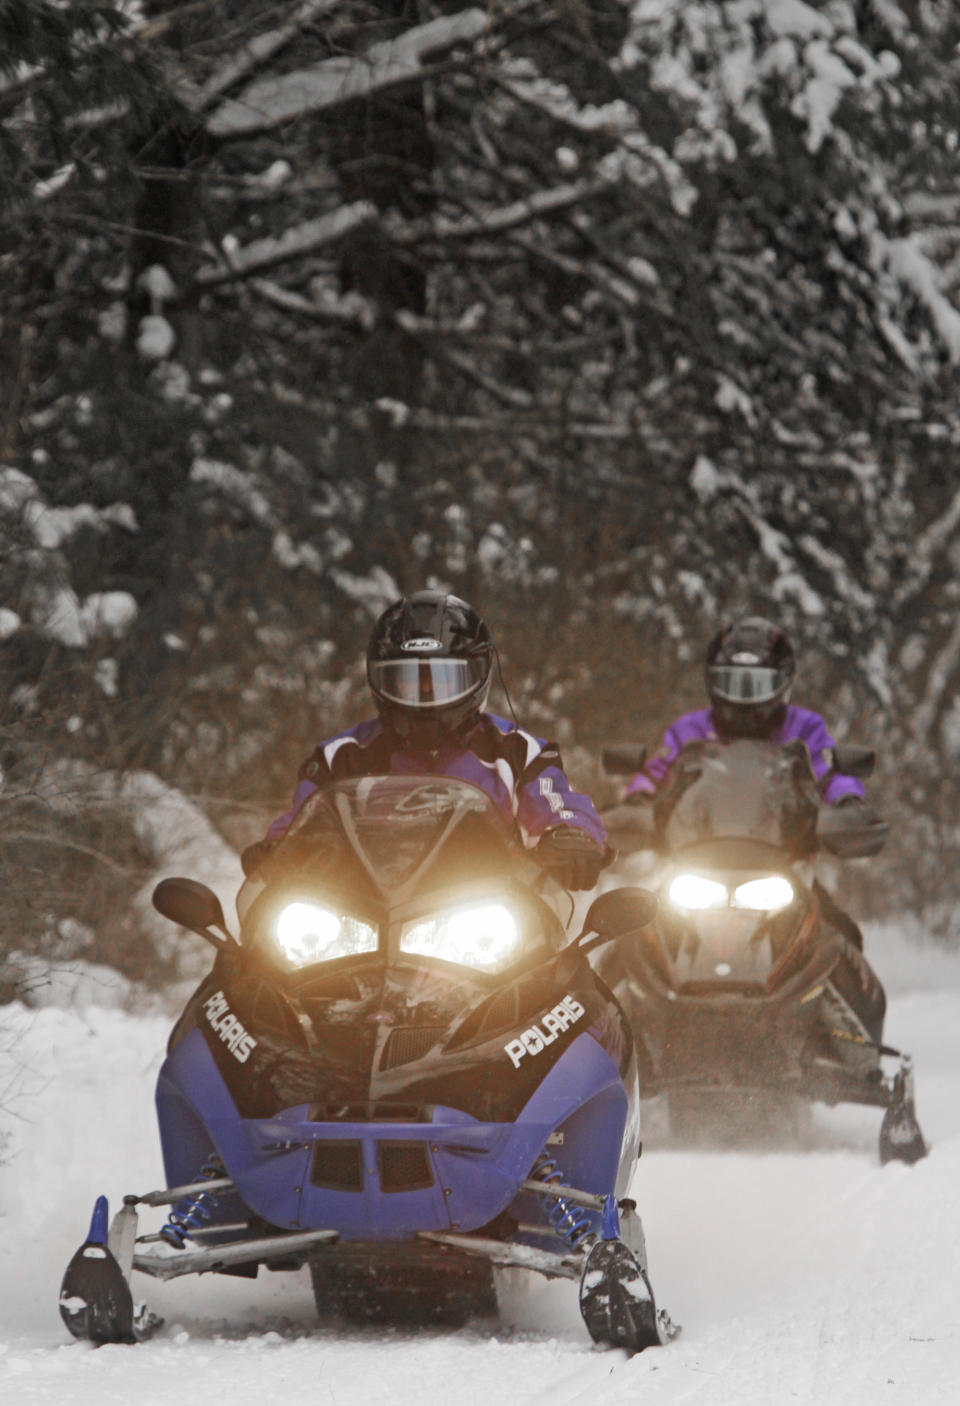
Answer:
xmin=782 ymin=704 xmax=831 ymax=738
xmin=300 ymin=717 xmax=384 ymax=779
xmin=479 ymin=713 xmax=554 ymax=768
xmin=484 ymin=712 xmax=545 ymax=744
xmin=672 ymin=707 xmax=715 ymax=739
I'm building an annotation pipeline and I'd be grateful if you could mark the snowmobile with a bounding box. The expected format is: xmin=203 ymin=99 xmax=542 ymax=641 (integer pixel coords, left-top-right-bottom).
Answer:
xmin=60 ymin=774 xmax=679 ymax=1350
xmin=596 ymin=739 xmax=927 ymax=1163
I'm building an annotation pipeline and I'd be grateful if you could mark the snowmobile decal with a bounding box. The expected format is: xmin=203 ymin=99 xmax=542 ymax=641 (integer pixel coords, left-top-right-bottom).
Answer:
xmin=504 ymin=994 xmax=585 ymax=1068
xmin=202 ymin=990 xmax=257 ymax=1063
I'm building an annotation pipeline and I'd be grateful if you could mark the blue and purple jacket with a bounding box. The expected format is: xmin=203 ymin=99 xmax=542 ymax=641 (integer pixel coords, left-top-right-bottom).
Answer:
xmin=624 ymin=706 xmax=866 ymax=806
xmin=267 ymin=713 xmax=607 ymax=849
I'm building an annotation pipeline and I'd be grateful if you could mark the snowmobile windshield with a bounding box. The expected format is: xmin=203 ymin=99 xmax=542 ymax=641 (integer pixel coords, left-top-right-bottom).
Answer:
xmin=277 ymin=775 xmax=513 ymax=894
xmin=658 ymin=738 xmax=820 ymax=857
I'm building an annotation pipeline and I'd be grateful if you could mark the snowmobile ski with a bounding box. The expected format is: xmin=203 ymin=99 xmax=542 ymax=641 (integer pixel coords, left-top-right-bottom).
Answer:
xmin=880 ymin=1057 xmax=928 ymax=1165
xmin=578 ymin=1237 xmax=680 ymax=1352
xmin=59 ymin=1196 xmax=160 ymax=1345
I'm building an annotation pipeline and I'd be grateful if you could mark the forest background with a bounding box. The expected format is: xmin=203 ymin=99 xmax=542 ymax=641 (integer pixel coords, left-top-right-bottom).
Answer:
xmin=2 ymin=0 xmax=960 ymax=994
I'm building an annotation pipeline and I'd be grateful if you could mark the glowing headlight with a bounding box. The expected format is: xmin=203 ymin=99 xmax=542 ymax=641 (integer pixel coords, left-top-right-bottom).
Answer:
xmin=400 ymin=901 xmax=523 ymax=973
xmin=668 ymin=873 xmax=728 ymax=911
xmin=732 ymin=876 xmax=794 ymax=911
xmin=273 ymin=901 xmax=378 ymax=969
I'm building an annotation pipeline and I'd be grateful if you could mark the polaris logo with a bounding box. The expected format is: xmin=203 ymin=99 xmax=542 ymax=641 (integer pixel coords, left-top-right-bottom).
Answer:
xmin=401 ymin=638 xmax=442 ymax=651
xmin=504 ymin=995 xmax=586 ymax=1069
xmin=203 ymin=990 xmax=257 ymax=1064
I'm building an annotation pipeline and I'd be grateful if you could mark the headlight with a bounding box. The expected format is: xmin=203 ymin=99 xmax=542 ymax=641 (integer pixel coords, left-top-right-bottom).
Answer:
xmin=668 ymin=873 xmax=727 ymax=911
xmin=273 ymin=901 xmax=378 ymax=969
xmin=732 ymin=876 xmax=794 ymax=911
xmin=400 ymin=901 xmax=523 ymax=973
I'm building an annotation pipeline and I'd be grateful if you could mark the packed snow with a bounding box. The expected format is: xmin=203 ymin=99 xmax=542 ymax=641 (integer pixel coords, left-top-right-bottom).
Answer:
xmin=1 ymin=920 xmax=958 ymax=1404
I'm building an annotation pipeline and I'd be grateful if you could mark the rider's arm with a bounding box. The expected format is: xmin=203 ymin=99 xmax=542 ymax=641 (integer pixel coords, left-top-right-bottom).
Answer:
xmin=516 ymin=750 xmax=607 ymax=849
xmin=798 ymin=712 xmax=866 ymax=804
xmin=623 ymin=717 xmax=693 ymax=800
xmin=512 ymin=738 xmax=608 ymax=890
xmin=487 ymin=721 xmax=605 ymax=848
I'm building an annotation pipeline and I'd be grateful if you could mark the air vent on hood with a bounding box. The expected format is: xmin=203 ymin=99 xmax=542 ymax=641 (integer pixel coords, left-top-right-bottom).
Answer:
xmin=379 ymin=1026 xmax=444 ymax=1070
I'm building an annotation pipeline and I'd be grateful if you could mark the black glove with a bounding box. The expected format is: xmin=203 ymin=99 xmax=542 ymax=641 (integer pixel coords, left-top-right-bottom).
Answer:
xmin=536 ymin=826 xmax=606 ymax=890
xmin=834 ymin=795 xmax=881 ymax=824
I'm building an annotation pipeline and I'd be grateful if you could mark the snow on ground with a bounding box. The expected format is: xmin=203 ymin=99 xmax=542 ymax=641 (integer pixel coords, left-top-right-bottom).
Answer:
xmin=1 ymin=924 xmax=959 ymax=1404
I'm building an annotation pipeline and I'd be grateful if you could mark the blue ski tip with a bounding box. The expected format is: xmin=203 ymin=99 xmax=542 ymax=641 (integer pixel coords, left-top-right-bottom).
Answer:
xmin=87 ymin=1195 xmax=110 ymax=1246
xmin=601 ymin=1192 xmax=620 ymax=1241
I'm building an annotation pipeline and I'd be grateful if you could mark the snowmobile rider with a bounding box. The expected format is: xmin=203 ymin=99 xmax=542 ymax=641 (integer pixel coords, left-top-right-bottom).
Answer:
xmin=623 ymin=615 xmax=878 ymax=951
xmin=240 ymin=589 xmax=609 ymax=898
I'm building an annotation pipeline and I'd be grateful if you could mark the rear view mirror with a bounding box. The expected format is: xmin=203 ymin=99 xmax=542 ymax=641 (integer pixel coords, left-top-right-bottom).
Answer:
xmin=602 ymin=744 xmax=647 ymax=776
xmin=582 ymin=886 xmax=658 ymax=943
xmin=554 ymin=886 xmax=658 ymax=983
xmin=816 ymin=807 xmax=889 ymax=859
xmin=831 ymin=744 xmax=876 ymax=780
xmin=152 ymin=877 xmax=234 ymax=949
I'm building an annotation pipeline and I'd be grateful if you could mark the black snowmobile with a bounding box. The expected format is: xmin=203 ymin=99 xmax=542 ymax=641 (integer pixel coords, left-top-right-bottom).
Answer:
xmin=60 ymin=774 xmax=679 ymax=1350
xmin=597 ymin=739 xmax=927 ymax=1162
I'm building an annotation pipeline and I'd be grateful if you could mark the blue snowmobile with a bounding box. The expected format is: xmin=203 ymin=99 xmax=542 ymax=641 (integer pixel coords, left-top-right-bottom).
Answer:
xmin=59 ymin=774 xmax=678 ymax=1350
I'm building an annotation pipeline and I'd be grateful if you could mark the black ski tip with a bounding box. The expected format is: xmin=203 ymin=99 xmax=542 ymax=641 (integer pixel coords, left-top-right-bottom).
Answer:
xmin=59 ymin=1197 xmax=137 ymax=1345
xmin=579 ymin=1239 xmax=674 ymax=1353
xmin=879 ymin=1104 xmax=929 ymax=1166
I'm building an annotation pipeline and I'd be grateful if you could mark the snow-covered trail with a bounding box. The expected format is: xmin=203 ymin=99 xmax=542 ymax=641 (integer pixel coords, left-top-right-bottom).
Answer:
xmin=2 ymin=927 xmax=959 ymax=1406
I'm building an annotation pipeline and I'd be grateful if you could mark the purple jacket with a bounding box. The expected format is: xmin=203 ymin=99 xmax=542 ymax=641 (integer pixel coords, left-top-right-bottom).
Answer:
xmin=624 ymin=706 xmax=866 ymax=806
xmin=268 ymin=713 xmax=607 ymax=848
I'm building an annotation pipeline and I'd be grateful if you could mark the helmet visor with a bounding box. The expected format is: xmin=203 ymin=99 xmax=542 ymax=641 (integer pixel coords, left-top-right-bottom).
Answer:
xmin=708 ymin=666 xmax=787 ymax=704
xmin=370 ymin=657 xmax=487 ymax=709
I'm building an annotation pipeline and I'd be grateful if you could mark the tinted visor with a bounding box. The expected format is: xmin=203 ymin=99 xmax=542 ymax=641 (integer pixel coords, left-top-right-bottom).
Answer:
xmin=708 ymin=666 xmax=787 ymax=704
xmin=370 ymin=657 xmax=487 ymax=709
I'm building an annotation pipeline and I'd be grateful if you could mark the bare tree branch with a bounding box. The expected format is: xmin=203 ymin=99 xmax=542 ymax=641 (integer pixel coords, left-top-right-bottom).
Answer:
xmin=197 ymin=0 xmax=341 ymax=108
xmin=206 ymin=8 xmax=492 ymax=136
xmin=195 ymin=201 xmax=377 ymax=284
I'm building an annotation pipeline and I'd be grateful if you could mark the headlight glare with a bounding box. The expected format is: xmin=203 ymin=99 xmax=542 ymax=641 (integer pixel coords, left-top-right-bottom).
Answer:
xmin=668 ymin=873 xmax=728 ymax=911
xmin=273 ymin=900 xmax=378 ymax=968
xmin=401 ymin=901 xmax=522 ymax=973
xmin=732 ymin=876 xmax=794 ymax=911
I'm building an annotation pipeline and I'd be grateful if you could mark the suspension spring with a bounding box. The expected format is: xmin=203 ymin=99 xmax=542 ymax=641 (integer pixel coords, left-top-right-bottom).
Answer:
xmin=530 ymin=1152 xmax=595 ymax=1251
xmin=159 ymin=1156 xmax=225 ymax=1249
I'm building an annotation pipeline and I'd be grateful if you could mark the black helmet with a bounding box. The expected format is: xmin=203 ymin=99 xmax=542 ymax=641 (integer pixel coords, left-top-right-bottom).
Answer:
xmin=367 ymin=590 xmax=493 ymax=744
xmin=705 ymin=616 xmax=796 ymax=737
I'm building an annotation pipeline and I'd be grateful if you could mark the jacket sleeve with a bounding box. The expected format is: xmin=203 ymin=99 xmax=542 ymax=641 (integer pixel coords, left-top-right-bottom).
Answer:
xmin=623 ymin=722 xmax=684 ymax=798
xmin=514 ymin=740 xmax=607 ymax=847
xmin=799 ymin=714 xmax=866 ymax=804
